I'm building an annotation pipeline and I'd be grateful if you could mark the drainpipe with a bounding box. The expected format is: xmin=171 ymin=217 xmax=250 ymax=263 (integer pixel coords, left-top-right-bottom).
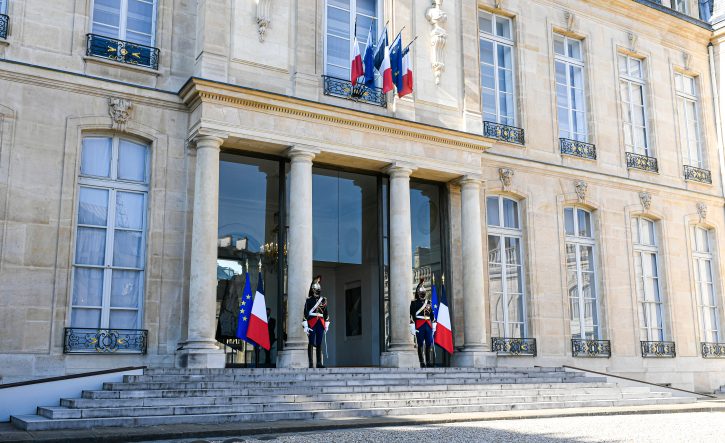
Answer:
xmin=707 ymin=42 xmax=725 ymax=197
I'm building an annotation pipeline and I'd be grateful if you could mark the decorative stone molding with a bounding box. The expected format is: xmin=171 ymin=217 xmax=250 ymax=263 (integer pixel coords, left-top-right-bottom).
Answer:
xmin=683 ymin=51 xmax=692 ymax=71
xmin=425 ymin=0 xmax=448 ymax=85
xmin=256 ymin=0 xmax=272 ymax=43
xmin=499 ymin=167 xmax=514 ymax=190
xmin=494 ymin=0 xmax=504 ymax=8
xmin=639 ymin=191 xmax=652 ymax=212
xmin=574 ymin=180 xmax=588 ymax=203
xmin=564 ymin=11 xmax=575 ymax=32
xmin=627 ymin=32 xmax=637 ymax=51
xmin=697 ymin=202 xmax=708 ymax=222
xmin=108 ymin=97 xmax=132 ymax=131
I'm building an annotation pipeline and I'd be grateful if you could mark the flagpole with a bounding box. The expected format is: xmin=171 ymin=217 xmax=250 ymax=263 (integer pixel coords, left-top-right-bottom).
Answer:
xmin=404 ymin=36 xmax=419 ymax=52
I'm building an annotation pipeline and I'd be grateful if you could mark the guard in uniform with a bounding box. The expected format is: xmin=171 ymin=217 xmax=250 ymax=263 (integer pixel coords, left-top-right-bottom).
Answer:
xmin=409 ymin=278 xmax=436 ymax=368
xmin=303 ymin=275 xmax=330 ymax=368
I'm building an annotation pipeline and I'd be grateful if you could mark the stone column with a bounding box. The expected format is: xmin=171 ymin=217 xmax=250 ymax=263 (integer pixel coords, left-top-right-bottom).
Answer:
xmin=453 ymin=176 xmax=496 ymax=367
xmin=380 ymin=163 xmax=419 ymax=367
xmin=277 ymin=145 xmax=319 ymax=367
xmin=177 ymin=132 xmax=227 ymax=368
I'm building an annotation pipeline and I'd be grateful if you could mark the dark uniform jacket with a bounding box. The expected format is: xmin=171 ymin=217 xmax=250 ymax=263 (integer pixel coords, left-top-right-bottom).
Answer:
xmin=304 ymin=296 xmax=329 ymax=323
xmin=409 ymin=298 xmax=435 ymax=326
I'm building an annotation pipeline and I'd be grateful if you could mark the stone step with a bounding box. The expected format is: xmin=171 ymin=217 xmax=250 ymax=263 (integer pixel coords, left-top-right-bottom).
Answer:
xmin=141 ymin=367 xmax=567 ymax=375
xmin=12 ymin=396 xmax=692 ymax=431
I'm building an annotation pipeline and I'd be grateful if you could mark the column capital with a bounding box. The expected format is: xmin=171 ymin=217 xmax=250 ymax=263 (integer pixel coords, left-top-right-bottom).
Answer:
xmin=456 ymin=174 xmax=484 ymax=188
xmin=384 ymin=162 xmax=416 ymax=178
xmin=287 ymin=145 xmax=320 ymax=162
xmin=191 ymin=129 xmax=228 ymax=149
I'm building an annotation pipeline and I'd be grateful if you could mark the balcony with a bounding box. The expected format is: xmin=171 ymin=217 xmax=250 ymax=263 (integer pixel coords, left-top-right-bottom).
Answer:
xmin=640 ymin=340 xmax=676 ymax=358
xmin=683 ymin=165 xmax=712 ymax=184
xmin=560 ymin=138 xmax=596 ymax=160
xmin=626 ymin=152 xmax=658 ymax=173
xmin=0 ymin=14 xmax=8 ymax=39
xmin=63 ymin=327 xmax=148 ymax=354
xmin=571 ymin=339 xmax=611 ymax=358
xmin=483 ymin=121 xmax=525 ymax=145
xmin=321 ymin=76 xmax=387 ymax=108
xmin=491 ymin=337 xmax=537 ymax=356
xmin=701 ymin=342 xmax=725 ymax=358
xmin=86 ymin=34 xmax=160 ymax=70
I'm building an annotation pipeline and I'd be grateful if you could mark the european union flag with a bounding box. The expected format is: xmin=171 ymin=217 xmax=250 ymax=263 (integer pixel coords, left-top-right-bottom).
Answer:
xmin=235 ymin=271 xmax=254 ymax=343
xmin=431 ymin=277 xmax=440 ymax=321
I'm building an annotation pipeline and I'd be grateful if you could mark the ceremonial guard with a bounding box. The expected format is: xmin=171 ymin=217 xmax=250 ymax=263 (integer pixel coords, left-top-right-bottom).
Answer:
xmin=410 ymin=278 xmax=436 ymax=367
xmin=303 ymin=275 xmax=330 ymax=368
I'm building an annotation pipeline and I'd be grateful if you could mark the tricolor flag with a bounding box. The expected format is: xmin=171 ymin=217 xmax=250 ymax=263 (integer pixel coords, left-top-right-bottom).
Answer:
xmin=235 ymin=271 xmax=253 ymax=342
xmin=390 ymin=33 xmax=403 ymax=93
xmin=351 ymin=35 xmax=364 ymax=86
xmin=398 ymin=47 xmax=413 ymax=98
xmin=380 ymin=43 xmax=393 ymax=93
xmin=246 ymin=272 xmax=270 ymax=350
xmin=373 ymin=26 xmax=388 ymax=70
xmin=363 ymin=24 xmax=376 ymax=87
xmin=434 ymin=278 xmax=454 ymax=354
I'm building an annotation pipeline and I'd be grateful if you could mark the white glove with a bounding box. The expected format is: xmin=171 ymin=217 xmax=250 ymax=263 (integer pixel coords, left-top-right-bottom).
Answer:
xmin=324 ymin=320 xmax=330 ymax=332
xmin=302 ymin=320 xmax=311 ymax=334
xmin=432 ymin=322 xmax=437 ymax=333
xmin=409 ymin=323 xmax=416 ymax=336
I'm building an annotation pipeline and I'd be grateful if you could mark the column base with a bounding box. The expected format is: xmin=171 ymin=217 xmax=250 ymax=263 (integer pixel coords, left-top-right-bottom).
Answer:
xmin=452 ymin=349 xmax=498 ymax=368
xmin=276 ymin=348 xmax=310 ymax=368
xmin=380 ymin=349 xmax=420 ymax=368
xmin=175 ymin=344 xmax=226 ymax=368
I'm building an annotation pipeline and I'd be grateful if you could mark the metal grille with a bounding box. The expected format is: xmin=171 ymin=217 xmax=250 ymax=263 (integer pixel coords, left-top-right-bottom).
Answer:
xmin=571 ymin=339 xmax=611 ymax=358
xmin=640 ymin=340 xmax=676 ymax=358
xmin=560 ymin=138 xmax=597 ymax=160
xmin=64 ymin=328 xmax=148 ymax=354
xmin=322 ymin=76 xmax=387 ymax=108
xmin=86 ymin=34 xmax=160 ymax=70
xmin=0 ymin=14 xmax=8 ymax=39
xmin=701 ymin=342 xmax=725 ymax=358
xmin=626 ymin=152 xmax=659 ymax=172
xmin=683 ymin=165 xmax=712 ymax=184
xmin=483 ymin=121 xmax=525 ymax=145
xmin=491 ymin=337 xmax=537 ymax=356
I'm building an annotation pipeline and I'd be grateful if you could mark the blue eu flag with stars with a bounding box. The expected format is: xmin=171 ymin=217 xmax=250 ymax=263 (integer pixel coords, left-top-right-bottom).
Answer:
xmin=235 ymin=271 xmax=254 ymax=343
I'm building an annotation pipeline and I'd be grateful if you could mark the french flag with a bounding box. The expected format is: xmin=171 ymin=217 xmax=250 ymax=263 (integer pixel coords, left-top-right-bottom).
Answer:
xmin=434 ymin=279 xmax=454 ymax=354
xmin=351 ymin=36 xmax=364 ymax=87
xmin=246 ymin=272 xmax=270 ymax=350
xmin=398 ymin=47 xmax=413 ymax=98
xmin=380 ymin=44 xmax=393 ymax=93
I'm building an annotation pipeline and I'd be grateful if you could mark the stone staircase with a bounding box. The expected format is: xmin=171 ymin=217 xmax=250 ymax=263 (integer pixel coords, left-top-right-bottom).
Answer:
xmin=10 ymin=367 xmax=695 ymax=431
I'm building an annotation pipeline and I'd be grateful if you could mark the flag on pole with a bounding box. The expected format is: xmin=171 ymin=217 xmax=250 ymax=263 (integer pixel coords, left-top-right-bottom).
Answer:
xmin=373 ymin=25 xmax=388 ymax=70
xmin=434 ymin=278 xmax=454 ymax=354
xmin=380 ymin=43 xmax=393 ymax=93
xmin=398 ymin=47 xmax=413 ymax=98
xmin=235 ymin=271 xmax=253 ymax=342
xmin=246 ymin=272 xmax=270 ymax=350
xmin=351 ymin=35 xmax=364 ymax=86
xmin=390 ymin=33 xmax=404 ymax=93
xmin=363 ymin=24 xmax=376 ymax=87
xmin=431 ymin=276 xmax=440 ymax=321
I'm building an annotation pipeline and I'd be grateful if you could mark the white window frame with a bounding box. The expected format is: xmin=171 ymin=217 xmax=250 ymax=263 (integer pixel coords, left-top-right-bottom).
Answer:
xmin=554 ymin=34 xmax=588 ymax=142
xmin=618 ymin=54 xmax=652 ymax=157
xmin=478 ymin=11 xmax=517 ymax=126
xmin=90 ymin=0 xmax=158 ymax=46
xmin=70 ymin=136 xmax=150 ymax=330
xmin=487 ymin=195 xmax=528 ymax=338
xmin=675 ymin=72 xmax=705 ymax=169
xmin=632 ymin=216 xmax=666 ymax=341
xmin=323 ymin=0 xmax=382 ymax=80
xmin=692 ymin=226 xmax=721 ymax=343
xmin=564 ymin=207 xmax=602 ymax=339
xmin=0 ymin=0 xmax=7 ymax=15
xmin=672 ymin=0 xmax=689 ymax=14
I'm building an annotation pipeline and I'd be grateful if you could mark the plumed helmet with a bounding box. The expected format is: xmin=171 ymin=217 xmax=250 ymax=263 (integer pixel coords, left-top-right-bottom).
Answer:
xmin=415 ymin=278 xmax=426 ymax=299
xmin=309 ymin=275 xmax=322 ymax=297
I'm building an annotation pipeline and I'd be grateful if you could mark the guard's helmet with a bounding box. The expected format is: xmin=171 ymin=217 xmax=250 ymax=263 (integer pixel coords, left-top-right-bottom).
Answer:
xmin=310 ymin=275 xmax=322 ymax=297
xmin=415 ymin=278 xmax=426 ymax=300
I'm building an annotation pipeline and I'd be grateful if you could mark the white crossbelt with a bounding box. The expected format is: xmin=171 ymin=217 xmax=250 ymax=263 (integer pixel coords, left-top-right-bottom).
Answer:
xmin=415 ymin=316 xmax=431 ymax=320
xmin=309 ymin=297 xmax=323 ymax=317
xmin=310 ymin=313 xmax=324 ymax=317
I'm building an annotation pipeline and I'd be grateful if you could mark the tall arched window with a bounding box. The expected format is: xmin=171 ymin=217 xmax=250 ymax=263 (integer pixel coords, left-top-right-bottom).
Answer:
xmin=631 ymin=216 xmax=665 ymax=341
xmin=692 ymin=226 xmax=721 ymax=343
xmin=487 ymin=195 xmax=526 ymax=338
xmin=564 ymin=207 xmax=601 ymax=339
xmin=70 ymin=136 xmax=149 ymax=330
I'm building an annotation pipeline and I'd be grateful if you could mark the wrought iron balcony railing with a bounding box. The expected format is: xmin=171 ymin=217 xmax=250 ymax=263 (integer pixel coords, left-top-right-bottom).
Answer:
xmin=63 ymin=327 xmax=148 ymax=354
xmin=701 ymin=342 xmax=725 ymax=358
xmin=626 ymin=152 xmax=658 ymax=173
xmin=86 ymin=34 xmax=160 ymax=70
xmin=322 ymin=76 xmax=387 ymax=108
xmin=571 ymin=339 xmax=611 ymax=358
xmin=640 ymin=340 xmax=675 ymax=358
xmin=491 ymin=337 xmax=537 ymax=356
xmin=683 ymin=165 xmax=712 ymax=184
xmin=483 ymin=121 xmax=525 ymax=145
xmin=0 ymin=14 xmax=8 ymax=39
xmin=560 ymin=138 xmax=596 ymax=160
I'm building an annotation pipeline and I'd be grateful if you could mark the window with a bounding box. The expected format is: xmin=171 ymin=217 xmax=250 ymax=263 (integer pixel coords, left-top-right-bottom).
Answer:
xmin=692 ymin=226 xmax=721 ymax=342
xmin=631 ymin=216 xmax=666 ymax=341
xmin=71 ymin=136 xmax=149 ymax=330
xmin=479 ymin=11 xmax=516 ymax=126
xmin=554 ymin=34 xmax=587 ymax=142
xmin=675 ymin=73 xmax=705 ymax=168
xmin=672 ymin=0 xmax=688 ymax=14
xmin=0 ymin=0 xmax=6 ymax=14
xmin=564 ymin=207 xmax=601 ymax=339
xmin=618 ymin=54 xmax=651 ymax=157
xmin=91 ymin=0 xmax=157 ymax=46
xmin=324 ymin=0 xmax=379 ymax=80
xmin=487 ymin=196 xmax=526 ymax=338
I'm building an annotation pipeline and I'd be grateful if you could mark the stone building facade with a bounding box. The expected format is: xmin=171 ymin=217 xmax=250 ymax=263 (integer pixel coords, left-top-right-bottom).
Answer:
xmin=1 ymin=0 xmax=725 ymax=392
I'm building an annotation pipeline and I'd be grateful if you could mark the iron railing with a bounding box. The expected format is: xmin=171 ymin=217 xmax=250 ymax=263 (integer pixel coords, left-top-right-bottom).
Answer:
xmin=683 ymin=165 xmax=712 ymax=184
xmin=640 ymin=340 xmax=675 ymax=358
xmin=571 ymin=339 xmax=611 ymax=358
xmin=626 ymin=152 xmax=659 ymax=173
xmin=701 ymin=342 xmax=725 ymax=358
xmin=321 ymin=76 xmax=387 ymax=108
xmin=491 ymin=337 xmax=537 ymax=356
xmin=0 ymin=14 xmax=8 ymax=39
xmin=63 ymin=327 xmax=148 ymax=354
xmin=86 ymin=34 xmax=160 ymax=70
xmin=560 ymin=138 xmax=596 ymax=160
xmin=483 ymin=121 xmax=525 ymax=145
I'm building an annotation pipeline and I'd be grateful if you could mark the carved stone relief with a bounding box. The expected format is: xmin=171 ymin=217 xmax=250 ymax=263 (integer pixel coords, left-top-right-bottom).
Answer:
xmin=425 ymin=0 xmax=448 ymax=85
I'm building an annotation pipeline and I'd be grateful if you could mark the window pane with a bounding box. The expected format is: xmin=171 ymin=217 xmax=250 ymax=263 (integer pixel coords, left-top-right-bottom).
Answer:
xmin=641 ymin=219 xmax=655 ymax=246
xmin=498 ymin=45 xmax=513 ymax=71
xmin=81 ymin=137 xmax=112 ymax=178
xmin=113 ymin=230 xmax=144 ymax=268
xmin=356 ymin=0 xmax=376 ymax=17
xmin=75 ymin=227 xmax=107 ymax=265
xmin=495 ymin=16 xmax=512 ymax=39
xmin=567 ymin=38 xmax=582 ymax=60
xmin=488 ymin=235 xmax=502 ymax=264
xmin=504 ymin=236 xmax=521 ymax=265
xmin=554 ymin=34 xmax=565 ymax=55
xmin=502 ymin=198 xmax=519 ymax=228
xmin=126 ymin=0 xmax=155 ymax=43
xmin=78 ymin=187 xmax=109 ymax=226
xmin=506 ymin=265 xmax=522 ymax=293
xmin=618 ymin=55 xmax=628 ymax=75
xmin=486 ymin=197 xmax=500 ymax=227
xmin=580 ymin=246 xmax=594 ymax=272
xmin=564 ymin=208 xmax=575 ymax=236
xmin=109 ymin=309 xmax=139 ymax=329
xmin=629 ymin=57 xmax=642 ymax=78
xmin=71 ymin=308 xmax=101 ymax=328
xmin=111 ymin=270 xmax=142 ymax=308
xmin=479 ymin=12 xmax=493 ymax=35
xmin=577 ymin=209 xmax=592 ymax=237
xmin=92 ymin=0 xmax=121 ymax=37
xmin=73 ymin=267 xmax=104 ymax=306
xmin=118 ymin=140 xmax=148 ymax=182
xmin=116 ymin=192 xmax=145 ymax=229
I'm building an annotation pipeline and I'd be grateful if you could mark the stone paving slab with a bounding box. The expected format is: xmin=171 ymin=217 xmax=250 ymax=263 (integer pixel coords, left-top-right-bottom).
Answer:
xmin=1 ymin=399 xmax=724 ymax=443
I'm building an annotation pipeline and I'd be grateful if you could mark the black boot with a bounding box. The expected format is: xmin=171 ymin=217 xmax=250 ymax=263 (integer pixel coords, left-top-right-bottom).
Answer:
xmin=425 ymin=346 xmax=434 ymax=368
xmin=307 ymin=344 xmax=314 ymax=368
xmin=316 ymin=346 xmax=326 ymax=368
xmin=417 ymin=346 xmax=425 ymax=368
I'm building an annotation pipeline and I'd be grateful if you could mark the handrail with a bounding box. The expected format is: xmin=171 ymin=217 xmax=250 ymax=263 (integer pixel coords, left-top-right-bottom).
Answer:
xmin=557 ymin=364 xmax=716 ymax=399
xmin=0 ymin=366 xmax=146 ymax=390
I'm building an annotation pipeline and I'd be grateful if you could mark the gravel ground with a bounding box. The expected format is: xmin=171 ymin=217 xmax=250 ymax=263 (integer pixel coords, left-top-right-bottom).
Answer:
xmin=146 ymin=412 xmax=725 ymax=443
